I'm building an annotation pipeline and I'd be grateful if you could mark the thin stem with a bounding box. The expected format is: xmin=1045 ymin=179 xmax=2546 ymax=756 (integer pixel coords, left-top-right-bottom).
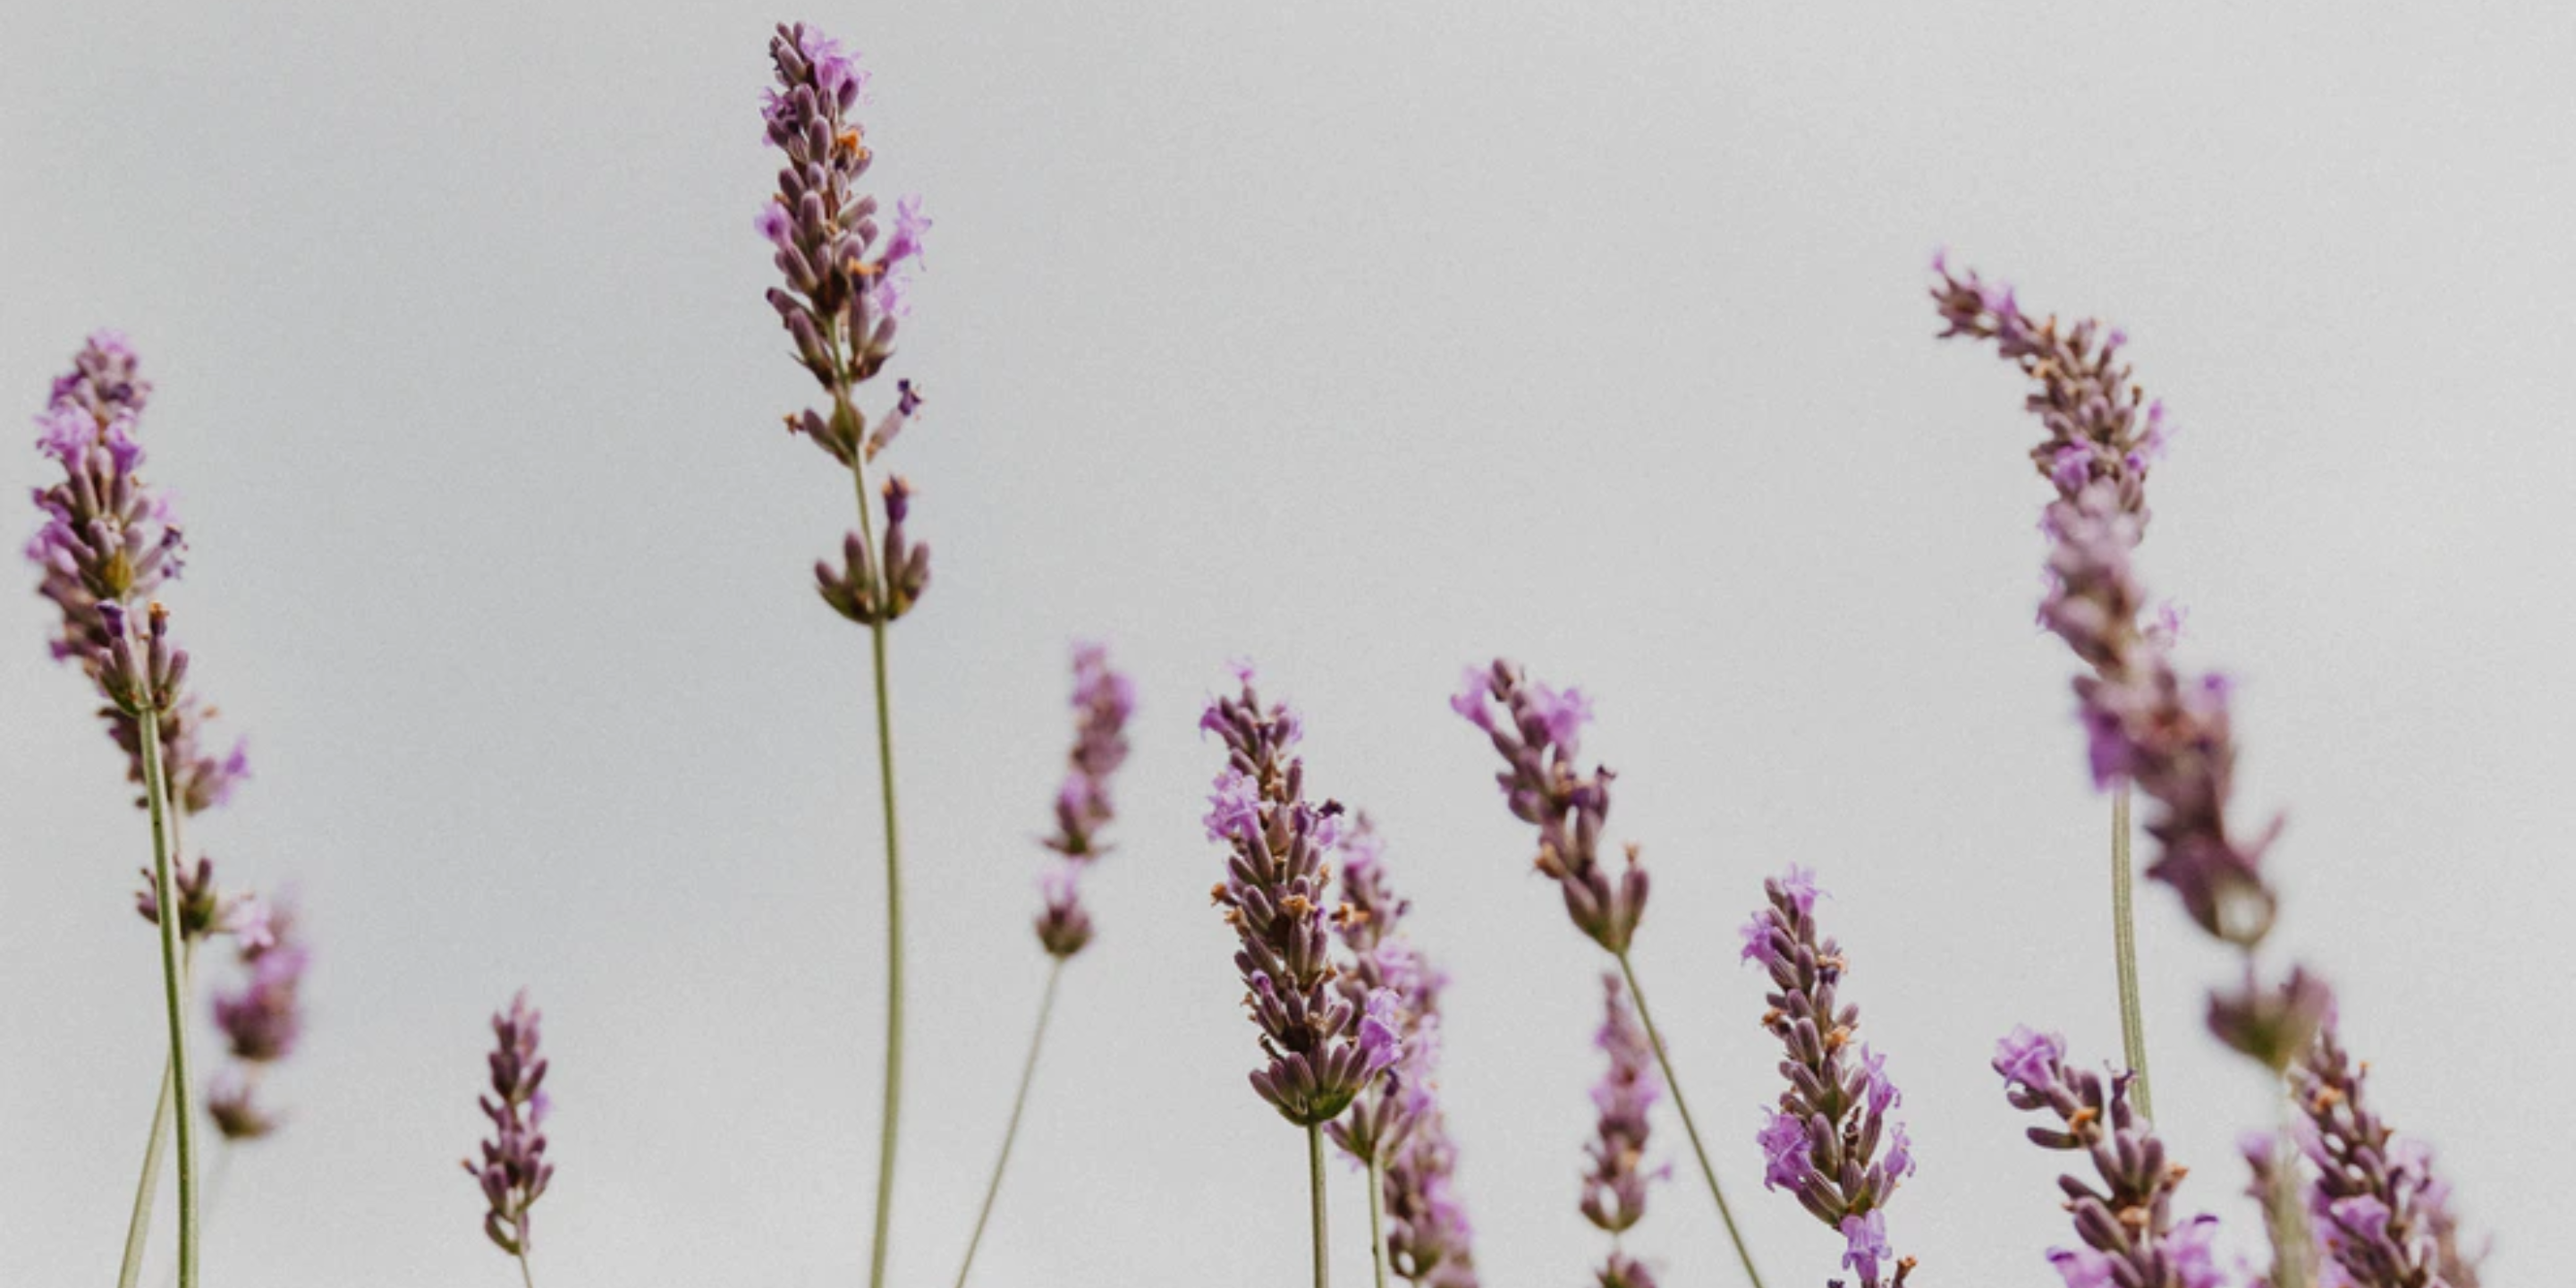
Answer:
xmin=516 ymin=1249 xmax=538 ymax=1288
xmin=2110 ymin=784 xmax=2154 ymax=1121
xmin=138 ymin=710 xmax=199 ymax=1288
xmin=1365 ymin=1148 xmax=1390 ymax=1288
xmin=2264 ymin=1068 xmax=2314 ymax=1288
xmin=863 ymin=606 xmax=906 ymax=1288
xmin=1613 ymin=951 xmax=1765 ymax=1288
xmin=951 ymin=957 xmax=1067 ymax=1288
xmin=1306 ymin=1123 xmax=1331 ymax=1288
xmin=116 ymin=1051 xmax=175 ymax=1288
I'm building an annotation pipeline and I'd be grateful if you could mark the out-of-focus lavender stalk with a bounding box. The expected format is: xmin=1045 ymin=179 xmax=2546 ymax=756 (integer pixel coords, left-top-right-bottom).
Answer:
xmin=206 ymin=898 xmax=307 ymax=1143
xmin=1205 ymin=667 xmax=1402 ymax=1288
xmin=464 ymin=992 xmax=554 ymax=1286
xmin=1930 ymin=258 xmax=2170 ymax=1118
xmin=1581 ymin=973 xmax=1665 ymax=1288
xmin=1450 ymin=659 xmax=1766 ymax=1288
xmin=755 ymin=24 xmax=936 ymax=1287
xmin=1740 ymin=867 xmax=1915 ymax=1287
xmin=951 ymin=644 xmax=1134 ymax=1288
xmin=1326 ymin=818 xmax=1479 ymax=1288
xmin=2273 ymin=1026 xmax=2483 ymax=1288
xmin=1994 ymin=1027 xmax=2233 ymax=1288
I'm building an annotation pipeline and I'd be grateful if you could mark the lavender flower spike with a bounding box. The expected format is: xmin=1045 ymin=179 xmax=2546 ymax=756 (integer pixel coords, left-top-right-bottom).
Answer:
xmin=1326 ymin=817 xmax=1480 ymax=1288
xmin=2292 ymin=1025 xmax=2484 ymax=1288
xmin=1740 ymin=867 xmax=1915 ymax=1288
xmin=207 ymin=901 xmax=309 ymax=1140
xmin=1581 ymin=974 xmax=1664 ymax=1288
xmin=464 ymin=991 xmax=554 ymax=1275
xmin=1206 ymin=667 xmax=1396 ymax=1126
xmin=1033 ymin=641 xmax=1136 ymax=958
xmin=1993 ymin=1027 xmax=2231 ymax=1288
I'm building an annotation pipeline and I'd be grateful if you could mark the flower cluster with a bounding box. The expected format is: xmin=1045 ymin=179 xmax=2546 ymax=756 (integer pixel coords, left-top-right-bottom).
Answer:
xmin=1741 ymin=866 xmax=1914 ymax=1288
xmin=758 ymin=21 xmax=935 ymax=626
xmin=1451 ymin=660 xmax=1645 ymax=953
xmin=1581 ymin=973 xmax=1663 ymax=1288
xmin=207 ymin=901 xmax=309 ymax=1140
xmin=134 ymin=853 xmax=268 ymax=947
xmin=27 ymin=335 xmax=250 ymax=816
xmin=1928 ymin=256 xmax=2169 ymax=528
xmin=1204 ymin=668 xmax=1399 ymax=1126
xmin=2288 ymin=1026 xmax=2482 ymax=1288
xmin=1995 ymin=1027 xmax=2229 ymax=1288
xmin=464 ymin=992 xmax=555 ymax=1259
xmin=1033 ymin=642 xmax=1136 ymax=957
xmin=1326 ymin=817 xmax=1479 ymax=1288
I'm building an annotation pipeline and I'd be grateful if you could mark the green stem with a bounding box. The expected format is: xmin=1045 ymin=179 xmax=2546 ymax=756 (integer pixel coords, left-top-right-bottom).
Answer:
xmin=137 ymin=708 xmax=199 ymax=1288
xmin=2111 ymin=785 xmax=2154 ymax=1121
xmin=1613 ymin=952 xmax=1765 ymax=1288
xmin=1365 ymin=1148 xmax=1390 ymax=1288
xmin=2265 ymin=1070 xmax=2314 ymax=1288
xmin=951 ymin=957 xmax=1066 ymax=1288
xmin=116 ymin=1051 xmax=174 ymax=1288
xmin=516 ymin=1249 xmax=538 ymax=1288
xmin=864 ymin=613 xmax=905 ymax=1288
xmin=1306 ymin=1123 xmax=1330 ymax=1288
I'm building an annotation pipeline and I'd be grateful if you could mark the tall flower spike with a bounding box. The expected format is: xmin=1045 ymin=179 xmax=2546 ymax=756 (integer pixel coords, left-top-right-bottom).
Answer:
xmin=2292 ymin=1026 xmax=2483 ymax=1288
xmin=1034 ymin=642 xmax=1133 ymax=954
xmin=464 ymin=992 xmax=554 ymax=1267
xmin=1204 ymin=666 xmax=1396 ymax=1126
xmin=1449 ymin=660 xmax=1640 ymax=953
xmin=1992 ymin=1027 xmax=2231 ymax=1288
xmin=206 ymin=900 xmax=309 ymax=1140
xmin=1581 ymin=973 xmax=1664 ymax=1288
xmin=1740 ymin=867 xmax=1915 ymax=1288
xmin=1326 ymin=817 xmax=1480 ymax=1288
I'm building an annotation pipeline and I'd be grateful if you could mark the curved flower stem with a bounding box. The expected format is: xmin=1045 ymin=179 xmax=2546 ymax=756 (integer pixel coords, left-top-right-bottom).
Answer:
xmin=138 ymin=710 xmax=199 ymax=1288
xmin=863 ymin=609 xmax=906 ymax=1288
xmin=1365 ymin=1149 xmax=1390 ymax=1288
xmin=1613 ymin=951 xmax=1765 ymax=1288
xmin=2110 ymin=785 xmax=2154 ymax=1121
xmin=1306 ymin=1123 xmax=1331 ymax=1288
xmin=951 ymin=957 xmax=1066 ymax=1288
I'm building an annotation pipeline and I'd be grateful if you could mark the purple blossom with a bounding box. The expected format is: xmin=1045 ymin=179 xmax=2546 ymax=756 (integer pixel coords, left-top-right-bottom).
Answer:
xmin=2292 ymin=1024 xmax=2483 ymax=1288
xmin=1997 ymin=1030 xmax=2227 ymax=1288
xmin=1992 ymin=1025 xmax=2064 ymax=1090
xmin=1450 ymin=658 xmax=1648 ymax=953
xmin=1741 ymin=866 xmax=1913 ymax=1286
xmin=463 ymin=991 xmax=554 ymax=1260
xmin=1030 ymin=643 xmax=1133 ymax=958
xmin=203 ymin=896 xmax=308 ymax=1140
xmin=1579 ymin=972 xmax=1661 ymax=1238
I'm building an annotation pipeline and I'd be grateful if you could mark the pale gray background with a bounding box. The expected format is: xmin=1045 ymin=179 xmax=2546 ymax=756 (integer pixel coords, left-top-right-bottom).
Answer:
xmin=2 ymin=1 xmax=2565 ymax=1284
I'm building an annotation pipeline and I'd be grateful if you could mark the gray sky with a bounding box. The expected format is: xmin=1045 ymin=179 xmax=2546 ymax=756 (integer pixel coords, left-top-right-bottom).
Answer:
xmin=4 ymin=1 xmax=2567 ymax=1284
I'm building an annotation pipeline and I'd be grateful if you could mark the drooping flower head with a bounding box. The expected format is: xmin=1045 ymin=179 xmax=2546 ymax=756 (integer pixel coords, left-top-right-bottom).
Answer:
xmin=1994 ymin=1027 xmax=2230 ymax=1288
xmin=1034 ymin=641 xmax=1136 ymax=957
xmin=1324 ymin=816 xmax=1480 ymax=1287
xmin=1451 ymin=660 xmax=1646 ymax=953
xmin=463 ymin=991 xmax=555 ymax=1260
xmin=758 ymin=23 xmax=935 ymax=627
xmin=1204 ymin=667 xmax=1396 ymax=1125
xmin=1741 ymin=867 xmax=1915 ymax=1288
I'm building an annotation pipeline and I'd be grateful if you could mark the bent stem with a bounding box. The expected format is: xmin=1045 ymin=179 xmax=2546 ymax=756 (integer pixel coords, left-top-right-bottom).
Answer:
xmin=1307 ymin=1123 xmax=1331 ymax=1288
xmin=138 ymin=709 xmax=199 ymax=1288
xmin=2110 ymin=784 xmax=2154 ymax=1121
xmin=952 ymin=957 xmax=1067 ymax=1288
xmin=1613 ymin=951 xmax=1765 ymax=1288
xmin=1365 ymin=1149 xmax=1390 ymax=1288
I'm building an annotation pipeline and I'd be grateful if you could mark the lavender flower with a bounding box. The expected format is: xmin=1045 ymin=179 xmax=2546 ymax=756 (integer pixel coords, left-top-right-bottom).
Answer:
xmin=1993 ymin=1027 xmax=2230 ymax=1288
xmin=205 ymin=902 xmax=309 ymax=1140
xmin=1581 ymin=974 xmax=1664 ymax=1287
xmin=463 ymin=991 xmax=554 ymax=1263
xmin=2289 ymin=1026 xmax=2483 ymax=1288
xmin=758 ymin=22 xmax=934 ymax=627
xmin=1740 ymin=867 xmax=1915 ymax=1288
xmin=1450 ymin=660 xmax=1643 ymax=953
xmin=1326 ymin=818 xmax=1480 ymax=1287
xmin=135 ymin=855 xmax=267 ymax=947
xmin=1034 ymin=642 xmax=1135 ymax=958
xmin=1204 ymin=667 xmax=1398 ymax=1126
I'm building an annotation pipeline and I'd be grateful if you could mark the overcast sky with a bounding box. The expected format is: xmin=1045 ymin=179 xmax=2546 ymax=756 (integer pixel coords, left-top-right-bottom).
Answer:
xmin=4 ymin=2 xmax=2568 ymax=1284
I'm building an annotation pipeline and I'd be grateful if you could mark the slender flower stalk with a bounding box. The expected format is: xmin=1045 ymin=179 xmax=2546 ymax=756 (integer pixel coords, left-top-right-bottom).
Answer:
xmin=1739 ymin=867 xmax=1915 ymax=1287
xmin=756 ymin=24 xmax=936 ymax=1286
xmin=464 ymin=992 xmax=554 ymax=1284
xmin=1326 ymin=818 xmax=1479 ymax=1287
xmin=1582 ymin=974 xmax=1664 ymax=1288
xmin=1451 ymin=659 xmax=1766 ymax=1288
xmin=1205 ymin=667 xmax=1402 ymax=1288
xmin=1992 ymin=1026 xmax=2232 ymax=1288
xmin=952 ymin=644 xmax=1133 ymax=1286
xmin=1931 ymin=258 xmax=2172 ymax=1116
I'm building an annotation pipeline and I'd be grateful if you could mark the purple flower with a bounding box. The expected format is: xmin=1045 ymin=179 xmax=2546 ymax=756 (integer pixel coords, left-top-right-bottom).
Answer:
xmin=2292 ymin=1024 xmax=2483 ymax=1288
xmin=1450 ymin=658 xmax=1648 ymax=953
xmin=1742 ymin=866 xmax=1913 ymax=1286
xmin=1447 ymin=665 xmax=1493 ymax=731
xmin=754 ymin=200 xmax=791 ymax=245
xmin=1578 ymin=973 xmax=1661 ymax=1237
xmin=203 ymin=897 xmax=309 ymax=1140
xmin=463 ymin=991 xmax=554 ymax=1260
xmin=1030 ymin=643 xmax=1133 ymax=957
xmin=1999 ymin=1031 xmax=2229 ymax=1288
xmin=1992 ymin=1025 xmax=2064 ymax=1090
